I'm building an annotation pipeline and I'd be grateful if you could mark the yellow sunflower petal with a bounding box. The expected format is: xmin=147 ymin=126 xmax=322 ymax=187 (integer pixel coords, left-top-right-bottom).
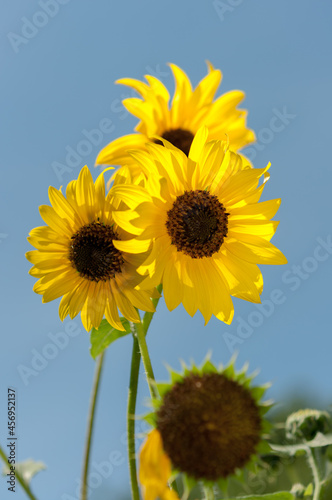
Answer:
xmin=96 ymin=134 xmax=148 ymax=167
xmin=39 ymin=205 xmax=72 ymax=236
xmin=105 ymin=295 xmax=125 ymax=331
xmin=228 ymin=220 xmax=280 ymax=242
xmin=76 ymin=166 xmax=95 ymax=222
xmin=229 ymin=198 xmax=281 ymax=221
xmin=225 ymin=237 xmax=287 ymax=265
xmin=67 ymin=280 xmax=90 ymax=320
xmin=169 ymin=63 xmax=192 ymax=127
xmin=139 ymin=430 xmax=179 ymax=500
xmin=112 ymin=281 xmax=140 ymax=322
xmin=111 ymin=184 xmax=151 ymax=209
xmin=123 ymin=287 xmax=155 ymax=313
xmin=42 ymin=270 xmax=81 ymax=303
xmin=163 ymin=259 xmax=183 ymax=311
xmin=48 ymin=186 xmax=78 ymax=229
xmin=113 ymin=238 xmax=151 ymax=254
xmin=214 ymin=251 xmax=262 ymax=303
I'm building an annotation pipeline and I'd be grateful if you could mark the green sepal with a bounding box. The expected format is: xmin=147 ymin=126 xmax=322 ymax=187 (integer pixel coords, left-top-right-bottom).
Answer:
xmin=251 ymin=386 xmax=268 ymax=402
xmin=222 ymin=362 xmax=236 ymax=379
xmin=169 ymin=368 xmax=184 ymax=384
xmin=143 ymin=412 xmax=157 ymax=427
xmin=90 ymin=318 xmax=131 ymax=359
xmin=155 ymin=382 xmax=171 ymax=398
xmin=201 ymin=358 xmax=218 ymax=374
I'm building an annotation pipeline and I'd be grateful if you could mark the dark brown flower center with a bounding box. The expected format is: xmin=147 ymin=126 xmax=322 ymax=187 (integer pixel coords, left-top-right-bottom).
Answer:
xmin=68 ymin=221 xmax=124 ymax=281
xmin=166 ymin=190 xmax=228 ymax=258
xmin=154 ymin=128 xmax=194 ymax=156
xmin=156 ymin=373 xmax=262 ymax=480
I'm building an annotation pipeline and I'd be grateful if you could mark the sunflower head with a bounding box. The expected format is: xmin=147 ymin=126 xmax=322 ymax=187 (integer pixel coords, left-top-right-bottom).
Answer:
xmin=26 ymin=166 xmax=157 ymax=332
xmin=95 ymin=62 xmax=255 ymax=180
xmin=139 ymin=356 xmax=272 ymax=497
xmin=286 ymin=409 xmax=332 ymax=442
xmin=112 ymin=126 xmax=287 ymax=326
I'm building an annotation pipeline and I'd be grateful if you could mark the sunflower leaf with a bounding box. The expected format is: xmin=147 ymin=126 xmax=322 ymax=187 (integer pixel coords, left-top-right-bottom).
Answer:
xmin=225 ymin=493 xmax=293 ymax=500
xmin=90 ymin=318 xmax=131 ymax=359
xmin=270 ymin=432 xmax=332 ymax=455
xmin=2 ymin=458 xmax=46 ymax=484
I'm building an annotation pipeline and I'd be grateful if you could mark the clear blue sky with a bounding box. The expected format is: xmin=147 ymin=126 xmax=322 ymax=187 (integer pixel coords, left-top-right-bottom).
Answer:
xmin=1 ymin=1 xmax=332 ymax=499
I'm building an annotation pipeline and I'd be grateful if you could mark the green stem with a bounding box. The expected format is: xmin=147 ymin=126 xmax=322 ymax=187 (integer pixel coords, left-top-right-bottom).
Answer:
xmin=202 ymin=485 xmax=215 ymax=500
xmin=127 ymin=336 xmax=141 ymax=500
xmin=81 ymin=352 xmax=105 ymax=500
xmin=126 ymin=284 xmax=163 ymax=499
xmin=134 ymin=284 xmax=163 ymax=399
xmin=134 ymin=319 xmax=158 ymax=399
xmin=307 ymin=447 xmax=322 ymax=500
xmin=0 ymin=445 xmax=38 ymax=500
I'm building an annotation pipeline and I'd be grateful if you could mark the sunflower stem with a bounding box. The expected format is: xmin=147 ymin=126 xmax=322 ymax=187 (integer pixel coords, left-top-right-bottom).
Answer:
xmin=307 ymin=447 xmax=322 ymax=500
xmin=0 ymin=445 xmax=38 ymax=500
xmin=134 ymin=319 xmax=157 ymax=399
xmin=127 ymin=336 xmax=141 ymax=500
xmin=202 ymin=485 xmax=215 ymax=500
xmin=127 ymin=284 xmax=163 ymax=499
xmin=81 ymin=351 xmax=105 ymax=500
xmin=133 ymin=285 xmax=163 ymax=399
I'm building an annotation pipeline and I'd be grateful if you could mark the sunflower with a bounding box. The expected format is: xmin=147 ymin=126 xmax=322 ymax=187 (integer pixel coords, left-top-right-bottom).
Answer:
xmin=139 ymin=357 xmax=272 ymax=498
xmin=95 ymin=62 xmax=255 ymax=178
xmin=26 ymin=166 xmax=157 ymax=332
xmin=111 ymin=127 xmax=287 ymax=325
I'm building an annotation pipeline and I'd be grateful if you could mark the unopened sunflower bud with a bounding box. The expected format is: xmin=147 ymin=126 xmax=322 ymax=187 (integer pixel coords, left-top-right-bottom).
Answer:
xmin=286 ymin=409 xmax=332 ymax=442
xmin=290 ymin=483 xmax=306 ymax=498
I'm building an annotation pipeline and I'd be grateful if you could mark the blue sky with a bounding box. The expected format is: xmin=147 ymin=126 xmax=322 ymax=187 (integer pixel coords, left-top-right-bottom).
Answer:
xmin=1 ymin=1 xmax=332 ymax=498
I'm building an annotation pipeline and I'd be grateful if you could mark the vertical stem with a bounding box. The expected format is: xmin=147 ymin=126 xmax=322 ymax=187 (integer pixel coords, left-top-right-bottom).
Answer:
xmin=0 ymin=445 xmax=38 ymax=500
xmin=127 ymin=336 xmax=141 ymax=500
xmin=126 ymin=284 xmax=163 ymax=499
xmin=81 ymin=352 xmax=105 ymax=500
xmin=134 ymin=319 xmax=158 ymax=399
xmin=202 ymin=485 xmax=215 ymax=500
xmin=307 ymin=447 xmax=322 ymax=500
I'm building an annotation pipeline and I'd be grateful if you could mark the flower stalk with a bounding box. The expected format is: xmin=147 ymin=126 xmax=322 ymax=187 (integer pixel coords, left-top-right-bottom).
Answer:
xmin=127 ymin=285 xmax=163 ymax=499
xmin=307 ymin=447 xmax=323 ymax=500
xmin=81 ymin=351 xmax=105 ymax=500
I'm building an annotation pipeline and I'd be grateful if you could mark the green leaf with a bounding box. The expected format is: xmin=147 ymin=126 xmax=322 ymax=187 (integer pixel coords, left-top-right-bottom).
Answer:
xmin=90 ymin=318 xmax=131 ymax=359
xmin=304 ymin=483 xmax=313 ymax=495
xmin=225 ymin=493 xmax=293 ymax=500
xmin=306 ymin=432 xmax=332 ymax=448
xmin=270 ymin=442 xmax=307 ymax=456
xmin=270 ymin=432 xmax=332 ymax=456
xmin=2 ymin=459 xmax=46 ymax=484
